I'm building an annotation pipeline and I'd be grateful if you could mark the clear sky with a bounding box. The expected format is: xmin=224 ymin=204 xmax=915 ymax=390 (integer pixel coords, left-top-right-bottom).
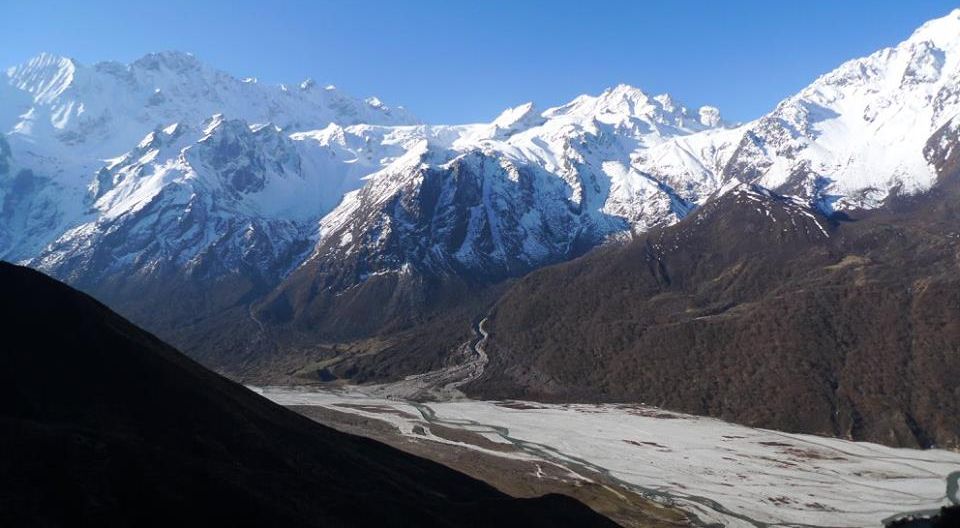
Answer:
xmin=2 ymin=0 xmax=958 ymax=124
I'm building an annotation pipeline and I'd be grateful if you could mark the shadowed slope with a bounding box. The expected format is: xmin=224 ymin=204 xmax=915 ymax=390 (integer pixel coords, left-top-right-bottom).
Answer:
xmin=0 ymin=262 xmax=616 ymax=528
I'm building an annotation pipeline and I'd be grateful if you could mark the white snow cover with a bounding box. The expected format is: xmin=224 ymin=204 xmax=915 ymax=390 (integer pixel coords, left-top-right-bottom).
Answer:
xmin=6 ymin=9 xmax=960 ymax=282
xmin=30 ymin=115 xmax=395 ymax=280
xmin=259 ymin=387 xmax=960 ymax=528
xmin=307 ymin=84 xmax=726 ymax=276
xmin=0 ymin=51 xmax=415 ymax=262
xmin=721 ymin=8 xmax=960 ymax=209
xmin=4 ymin=51 xmax=415 ymax=157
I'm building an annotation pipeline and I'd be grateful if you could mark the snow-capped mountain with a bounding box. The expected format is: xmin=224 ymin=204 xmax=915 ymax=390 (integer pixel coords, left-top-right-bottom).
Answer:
xmin=0 ymin=51 xmax=415 ymax=262
xmin=719 ymin=9 xmax=960 ymax=210
xmin=294 ymin=84 xmax=727 ymax=292
xmin=32 ymin=116 xmax=321 ymax=287
xmin=5 ymin=51 xmax=414 ymax=156
xmin=295 ymin=2 xmax=960 ymax=293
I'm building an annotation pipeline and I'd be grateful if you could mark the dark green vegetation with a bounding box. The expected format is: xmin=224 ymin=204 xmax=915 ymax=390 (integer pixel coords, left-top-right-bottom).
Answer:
xmin=0 ymin=262 xmax=616 ymax=528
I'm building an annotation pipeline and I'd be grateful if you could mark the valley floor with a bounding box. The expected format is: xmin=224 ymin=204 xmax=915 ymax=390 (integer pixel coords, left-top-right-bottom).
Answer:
xmin=255 ymin=386 xmax=960 ymax=528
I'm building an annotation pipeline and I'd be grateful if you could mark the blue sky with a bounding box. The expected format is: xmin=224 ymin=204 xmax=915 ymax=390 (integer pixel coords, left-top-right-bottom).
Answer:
xmin=2 ymin=0 xmax=958 ymax=124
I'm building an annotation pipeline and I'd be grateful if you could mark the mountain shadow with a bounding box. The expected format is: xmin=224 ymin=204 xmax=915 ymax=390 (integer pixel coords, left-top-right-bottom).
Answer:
xmin=0 ymin=261 xmax=616 ymax=528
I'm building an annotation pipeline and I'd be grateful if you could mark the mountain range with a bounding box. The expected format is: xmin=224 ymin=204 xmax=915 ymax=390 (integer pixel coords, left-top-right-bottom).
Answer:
xmin=4 ymin=10 xmax=960 ymax=448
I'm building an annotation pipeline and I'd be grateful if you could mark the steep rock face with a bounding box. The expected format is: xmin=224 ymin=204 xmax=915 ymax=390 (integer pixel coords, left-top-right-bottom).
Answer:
xmin=308 ymin=84 xmax=725 ymax=284
xmin=303 ymin=146 xmax=624 ymax=284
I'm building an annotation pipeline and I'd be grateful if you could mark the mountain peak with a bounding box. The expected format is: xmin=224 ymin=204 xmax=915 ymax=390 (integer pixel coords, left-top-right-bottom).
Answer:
xmin=606 ymin=83 xmax=649 ymax=98
xmin=544 ymin=84 xmax=646 ymax=119
xmin=542 ymin=84 xmax=721 ymax=134
xmin=907 ymin=7 xmax=960 ymax=49
xmin=598 ymin=83 xmax=652 ymax=111
xmin=489 ymin=101 xmax=544 ymax=135
xmin=7 ymin=52 xmax=78 ymax=103
xmin=131 ymin=50 xmax=203 ymax=73
xmin=725 ymin=7 xmax=960 ymax=210
xmin=23 ymin=51 xmax=75 ymax=68
xmin=653 ymin=92 xmax=676 ymax=111
xmin=1 ymin=49 xmax=419 ymax=160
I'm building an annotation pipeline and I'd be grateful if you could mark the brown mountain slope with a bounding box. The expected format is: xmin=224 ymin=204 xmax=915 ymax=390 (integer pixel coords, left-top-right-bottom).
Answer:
xmin=0 ymin=262 xmax=616 ymax=528
xmin=466 ymin=174 xmax=960 ymax=448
